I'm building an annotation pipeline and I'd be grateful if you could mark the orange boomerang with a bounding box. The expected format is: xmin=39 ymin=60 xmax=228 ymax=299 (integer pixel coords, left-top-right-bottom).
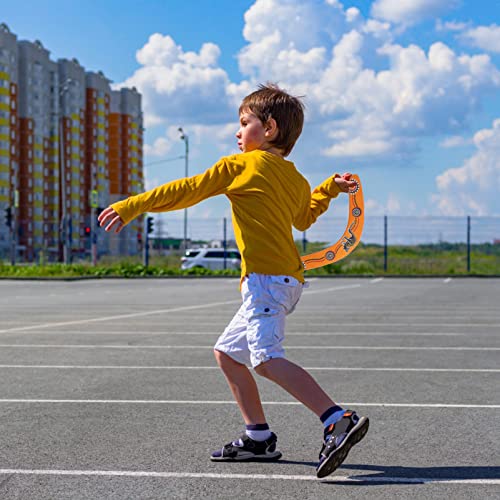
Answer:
xmin=301 ymin=174 xmax=364 ymax=270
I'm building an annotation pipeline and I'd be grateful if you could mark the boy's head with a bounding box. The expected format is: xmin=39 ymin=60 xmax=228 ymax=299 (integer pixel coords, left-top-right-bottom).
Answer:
xmin=239 ymin=83 xmax=304 ymax=157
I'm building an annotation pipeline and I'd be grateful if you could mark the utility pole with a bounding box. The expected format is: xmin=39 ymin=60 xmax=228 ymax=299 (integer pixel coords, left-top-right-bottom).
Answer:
xmin=11 ymin=189 xmax=18 ymax=264
xmin=90 ymin=182 xmax=98 ymax=266
xmin=144 ymin=216 xmax=154 ymax=267
xmin=178 ymin=127 xmax=189 ymax=250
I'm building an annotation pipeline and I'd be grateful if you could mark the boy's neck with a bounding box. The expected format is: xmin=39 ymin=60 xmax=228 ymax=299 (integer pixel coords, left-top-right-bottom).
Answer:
xmin=258 ymin=146 xmax=285 ymax=158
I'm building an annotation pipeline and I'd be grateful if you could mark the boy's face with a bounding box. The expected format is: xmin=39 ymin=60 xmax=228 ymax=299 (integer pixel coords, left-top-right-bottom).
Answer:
xmin=236 ymin=109 xmax=267 ymax=153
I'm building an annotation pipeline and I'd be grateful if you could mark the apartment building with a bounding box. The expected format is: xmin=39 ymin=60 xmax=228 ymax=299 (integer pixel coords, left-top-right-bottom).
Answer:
xmin=109 ymin=87 xmax=143 ymax=255
xmin=58 ymin=57 xmax=85 ymax=258
xmin=17 ymin=39 xmax=60 ymax=261
xmin=0 ymin=23 xmax=143 ymax=261
xmin=85 ymin=70 xmax=111 ymax=257
xmin=0 ymin=23 xmax=19 ymax=260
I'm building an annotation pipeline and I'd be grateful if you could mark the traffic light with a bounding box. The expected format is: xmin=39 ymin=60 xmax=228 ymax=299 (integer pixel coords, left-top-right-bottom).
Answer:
xmin=4 ymin=207 xmax=12 ymax=228
xmin=84 ymin=226 xmax=91 ymax=237
xmin=146 ymin=216 xmax=154 ymax=234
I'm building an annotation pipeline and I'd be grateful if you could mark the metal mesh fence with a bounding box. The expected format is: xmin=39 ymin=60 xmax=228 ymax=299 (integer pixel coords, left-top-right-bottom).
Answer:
xmin=1 ymin=213 xmax=499 ymax=274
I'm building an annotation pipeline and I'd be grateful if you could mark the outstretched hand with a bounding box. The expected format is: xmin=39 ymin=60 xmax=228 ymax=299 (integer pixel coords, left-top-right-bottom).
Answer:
xmin=335 ymin=172 xmax=357 ymax=193
xmin=98 ymin=207 xmax=125 ymax=233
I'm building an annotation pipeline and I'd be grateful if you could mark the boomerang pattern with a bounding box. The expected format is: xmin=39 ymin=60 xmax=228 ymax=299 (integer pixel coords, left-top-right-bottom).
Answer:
xmin=301 ymin=174 xmax=364 ymax=270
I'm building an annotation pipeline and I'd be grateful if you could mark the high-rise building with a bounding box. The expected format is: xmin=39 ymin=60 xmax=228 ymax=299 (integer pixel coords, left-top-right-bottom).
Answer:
xmin=109 ymin=87 xmax=143 ymax=255
xmin=0 ymin=24 xmax=143 ymax=261
xmin=0 ymin=23 xmax=19 ymax=261
xmin=58 ymin=58 xmax=85 ymax=258
xmin=85 ymin=70 xmax=111 ymax=257
xmin=18 ymin=39 xmax=59 ymax=261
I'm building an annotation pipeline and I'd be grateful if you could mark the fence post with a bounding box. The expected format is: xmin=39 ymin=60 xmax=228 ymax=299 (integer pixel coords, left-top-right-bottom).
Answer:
xmin=223 ymin=217 xmax=227 ymax=270
xmin=143 ymin=218 xmax=150 ymax=268
xmin=467 ymin=215 xmax=471 ymax=273
xmin=384 ymin=215 xmax=388 ymax=272
xmin=302 ymin=231 xmax=307 ymax=252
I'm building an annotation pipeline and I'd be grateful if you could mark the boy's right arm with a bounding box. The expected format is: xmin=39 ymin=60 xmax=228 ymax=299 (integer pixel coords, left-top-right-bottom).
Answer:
xmin=98 ymin=207 xmax=125 ymax=233
xmin=98 ymin=158 xmax=238 ymax=232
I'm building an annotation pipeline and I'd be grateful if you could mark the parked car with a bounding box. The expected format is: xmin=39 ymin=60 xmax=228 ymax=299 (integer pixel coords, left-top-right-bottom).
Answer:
xmin=181 ymin=248 xmax=241 ymax=270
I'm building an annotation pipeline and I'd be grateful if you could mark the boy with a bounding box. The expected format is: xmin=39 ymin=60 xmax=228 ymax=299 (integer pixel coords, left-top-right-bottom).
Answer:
xmin=98 ymin=83 xmax=369 ymax=478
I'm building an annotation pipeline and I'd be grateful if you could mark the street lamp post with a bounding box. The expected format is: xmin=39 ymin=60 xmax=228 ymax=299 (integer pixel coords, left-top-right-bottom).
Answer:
xmin=178 ymin=127 xmax=189 ymax=250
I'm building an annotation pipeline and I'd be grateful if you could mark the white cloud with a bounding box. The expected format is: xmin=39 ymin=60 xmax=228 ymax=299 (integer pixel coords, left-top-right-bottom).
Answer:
xmin=435 ymin=20 xmax=468 ymax=32
xmin=439 ymin=135 xmax=471 ymax=148
xmin=346 ymin=7 xmax=360 ymax=23
xmin=434 ymin=119 xmax=500 ymax=215
xmin=461 ymin=24 xmax=500 ymax=54
xmin=365 ymin=194 xmax=416 ymax=215
xmin=238 ymin=0 xmax=352 ymax=83
xmin=117 ymin=0 xmax=500 ymax=178
xmin=144 ymin=126 xmax=186 ymax=157
xmin=118 ymin=34 xmax=233 ymax=127
xmin=310 ymin=37 xmax=500 ymax=158
xmin=371 ymin=0 xmax=458 ymax=26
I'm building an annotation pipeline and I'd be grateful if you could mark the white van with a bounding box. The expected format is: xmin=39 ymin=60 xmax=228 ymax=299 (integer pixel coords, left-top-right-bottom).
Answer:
xmin=181 ymin=248 xmax=241 ymax=270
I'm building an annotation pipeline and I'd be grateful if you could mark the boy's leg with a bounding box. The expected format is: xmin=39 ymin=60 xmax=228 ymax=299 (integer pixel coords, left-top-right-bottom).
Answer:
xmin=256 ymin=357 xmax=369 ymax=478
xmin=254 ymin=357 xmax=334 ymax=417
xmin=210 ymin=287 xmax=281 ymax=462
xmin=211 ymin=349 xmax=281 ymax=462
xmin=245 ymin=274 xmax=368 ymax=477
xmin=213 ymin=349 xmax=266 ymax=425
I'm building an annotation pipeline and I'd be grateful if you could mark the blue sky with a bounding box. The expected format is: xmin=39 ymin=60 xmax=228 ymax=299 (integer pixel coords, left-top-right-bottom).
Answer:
xmin=3 ymin=0 xmax=500 ymax=234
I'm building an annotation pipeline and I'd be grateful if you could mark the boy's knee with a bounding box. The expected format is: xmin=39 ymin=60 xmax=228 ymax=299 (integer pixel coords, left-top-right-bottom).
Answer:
xmin=214 ymin=349 xmax=239 ymax=371
xmin=214 ymin=349 xmax=227 ymax=366
xmin=255 ymin=360 xmax=273 ymax=378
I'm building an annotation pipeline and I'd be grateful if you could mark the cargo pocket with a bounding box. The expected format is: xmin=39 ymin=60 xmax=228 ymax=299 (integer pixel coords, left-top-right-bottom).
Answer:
xmin=268 ymin=275 xmax=302 ymax=313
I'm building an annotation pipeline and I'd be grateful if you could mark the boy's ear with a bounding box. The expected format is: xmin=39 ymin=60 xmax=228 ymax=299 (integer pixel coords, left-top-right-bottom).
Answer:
xmin=264 ymin=117 xmax=278 ymax=139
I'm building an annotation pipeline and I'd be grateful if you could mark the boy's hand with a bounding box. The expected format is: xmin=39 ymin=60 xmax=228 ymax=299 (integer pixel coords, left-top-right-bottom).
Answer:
xmin=98 ymin=207 xmax=124 ymax=233
xmin=335 ymin=172 xmax=357 ymax=193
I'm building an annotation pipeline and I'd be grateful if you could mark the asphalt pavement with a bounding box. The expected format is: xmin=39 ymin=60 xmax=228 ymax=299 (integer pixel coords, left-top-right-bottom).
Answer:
xmin=0 ymin=277 xmax=499 ymax=499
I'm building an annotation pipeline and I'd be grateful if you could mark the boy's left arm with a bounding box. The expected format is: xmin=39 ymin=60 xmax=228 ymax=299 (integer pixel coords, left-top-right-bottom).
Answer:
xmin=294 ymin=173 xmax=356 ymax=231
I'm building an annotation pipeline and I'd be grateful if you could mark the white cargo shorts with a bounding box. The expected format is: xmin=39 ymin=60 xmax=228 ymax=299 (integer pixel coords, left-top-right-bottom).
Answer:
xmin=214 ymin=273 xmax=304 ymax=368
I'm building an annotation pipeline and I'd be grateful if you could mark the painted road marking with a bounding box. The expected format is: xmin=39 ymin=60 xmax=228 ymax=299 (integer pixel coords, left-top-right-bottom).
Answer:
xmin=0 ymin=284 xmax=363 ymax=334
xmin=0 ymin=344 xmax=497 ymax=351
xmin=0 ymin=365 xmax=497 ymax=373
xmin=0 ymin=331 xmax=468 ymax=336
xmin=0 ymin=399 xmax=498 ymax=408
xmin=0 ymin=468 xmax=498 ymax=485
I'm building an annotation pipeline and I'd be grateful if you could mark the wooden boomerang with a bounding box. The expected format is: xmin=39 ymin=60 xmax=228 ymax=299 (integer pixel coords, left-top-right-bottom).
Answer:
xmin=301 ymin=174 xmax=364 ymax=270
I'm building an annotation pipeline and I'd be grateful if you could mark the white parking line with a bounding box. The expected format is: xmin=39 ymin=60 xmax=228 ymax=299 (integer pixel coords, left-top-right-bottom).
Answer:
xmin=0 ymin=344 xmax=497 ymax=351
xmin=0 ymin=365 xmax=497 ymax=373
xmin=0 ymin=284 xmax=362 ymax=334
xmin=444 ymin=278 xmax=452 ymax=283
xmin=0 ymin=331 xmax=467 ymax=337
xmin=0 ymin=399 xmax=498 ymax=408
xmin=0 ymin=300 xmax=241 ymax=334
xmin=370 ymin=278 xmax=384 ymax=284
xmin=0 ymin=468 xmax=498 ymax=485
xmin=303 ymin=284 xmax=361 ymax=295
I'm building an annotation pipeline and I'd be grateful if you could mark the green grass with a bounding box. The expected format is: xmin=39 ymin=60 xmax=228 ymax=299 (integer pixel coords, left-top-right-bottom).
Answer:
xmin=1 ymin=242 xmax=499 ymax=277
xmin=299 ymin=242 xmax=500 ymax=276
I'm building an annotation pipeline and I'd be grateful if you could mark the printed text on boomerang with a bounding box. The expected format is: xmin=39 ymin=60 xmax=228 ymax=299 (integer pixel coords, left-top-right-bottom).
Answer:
xmin=301 ymin=174 xmax=364 ymax=270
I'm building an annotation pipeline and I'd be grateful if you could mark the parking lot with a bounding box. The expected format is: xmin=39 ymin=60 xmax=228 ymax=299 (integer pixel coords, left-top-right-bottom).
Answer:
xmin=0 ymin=277 xmax=499 ymax=499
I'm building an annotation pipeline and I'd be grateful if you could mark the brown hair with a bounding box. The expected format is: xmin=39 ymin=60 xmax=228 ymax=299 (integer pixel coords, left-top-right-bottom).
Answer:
xmin=239 ymin=83 xmax=304 ymax=156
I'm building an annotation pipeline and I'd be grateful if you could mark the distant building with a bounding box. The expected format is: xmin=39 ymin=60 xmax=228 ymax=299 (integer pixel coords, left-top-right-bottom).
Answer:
xmin=0 ymin=23 xmax=144 ymax=261
xmin=0 ymin=23 xmax=19 ymax=259
xmin=109 ymin=87 xmax=143 ymax=257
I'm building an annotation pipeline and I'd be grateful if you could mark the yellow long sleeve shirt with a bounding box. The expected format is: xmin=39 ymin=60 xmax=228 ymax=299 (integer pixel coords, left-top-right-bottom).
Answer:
xmin=111 ymin=150 xmax=342 ymax=282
